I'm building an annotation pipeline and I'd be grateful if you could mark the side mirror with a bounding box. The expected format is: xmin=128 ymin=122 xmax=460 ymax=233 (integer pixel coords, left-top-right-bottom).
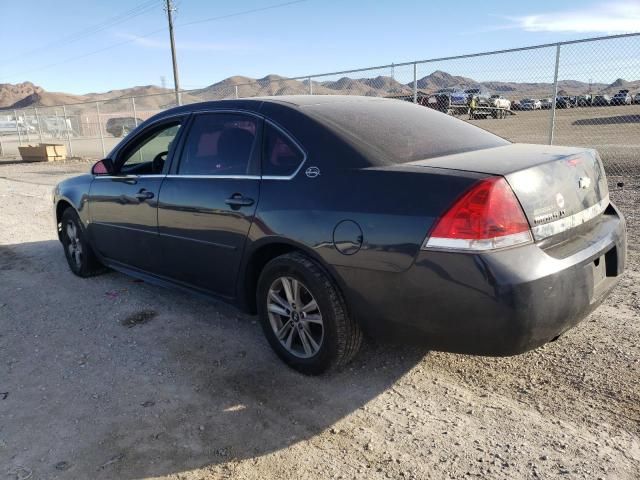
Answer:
xmin=91 ymin=158 xmax=114 ymax=175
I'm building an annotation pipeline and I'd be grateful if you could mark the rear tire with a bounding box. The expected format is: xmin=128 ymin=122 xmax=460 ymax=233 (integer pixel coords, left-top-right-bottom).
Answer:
xmin=60 ymin=208 xmax=105 ymax=277
xmin=257 ymin=252 xmax=362 ymax=375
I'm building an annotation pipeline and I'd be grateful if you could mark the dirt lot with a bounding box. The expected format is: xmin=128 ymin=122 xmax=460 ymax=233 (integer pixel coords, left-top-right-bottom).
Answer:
xmin=1 ymin=161 xmax=639 ymax=480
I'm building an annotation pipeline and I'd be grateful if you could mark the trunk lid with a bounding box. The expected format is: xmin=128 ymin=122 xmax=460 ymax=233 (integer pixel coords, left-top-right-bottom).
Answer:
xmin=408 ymin=144 xmax=609 ymax=241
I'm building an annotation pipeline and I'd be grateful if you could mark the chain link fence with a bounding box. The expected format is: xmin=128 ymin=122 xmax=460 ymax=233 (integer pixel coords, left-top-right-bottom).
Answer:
xmin=1 ymin=33 xmax=638 ymax=184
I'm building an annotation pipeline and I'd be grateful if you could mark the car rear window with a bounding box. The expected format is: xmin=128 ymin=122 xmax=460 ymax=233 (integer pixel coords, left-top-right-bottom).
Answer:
xmin=302 ymin=98 xmax=508 ymax=165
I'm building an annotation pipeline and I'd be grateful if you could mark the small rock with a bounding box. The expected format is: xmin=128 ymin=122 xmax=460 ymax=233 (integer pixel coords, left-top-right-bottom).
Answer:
xmin=55 ymin=461 xmax=71 ymax=471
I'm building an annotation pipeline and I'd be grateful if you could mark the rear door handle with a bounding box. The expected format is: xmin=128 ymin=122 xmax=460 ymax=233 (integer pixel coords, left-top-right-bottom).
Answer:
xmin=135 ymin=189 xmax=154 ymax=201
xmin=225 ymin=193 xmax=254 ymax=207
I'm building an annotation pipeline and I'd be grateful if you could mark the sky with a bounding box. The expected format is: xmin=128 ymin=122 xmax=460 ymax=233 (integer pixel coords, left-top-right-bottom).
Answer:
xmin=1 ymin=0 xmax=639 ymax=94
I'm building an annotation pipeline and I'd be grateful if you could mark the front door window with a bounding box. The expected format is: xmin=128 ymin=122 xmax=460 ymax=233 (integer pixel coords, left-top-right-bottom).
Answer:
xmin=119 ymin=122 xmax=181 ymax=175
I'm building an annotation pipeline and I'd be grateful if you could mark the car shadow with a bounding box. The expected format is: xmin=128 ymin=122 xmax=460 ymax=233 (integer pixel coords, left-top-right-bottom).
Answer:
xmin=572 ymin=114 xmax=640 ymax=126
xmin=0 ymin=240 xmax=428 ymax=479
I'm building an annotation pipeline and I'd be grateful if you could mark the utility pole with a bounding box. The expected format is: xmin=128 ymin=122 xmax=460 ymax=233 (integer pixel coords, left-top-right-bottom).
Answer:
xmin=165 ymin=0 xmax=181 ymax=106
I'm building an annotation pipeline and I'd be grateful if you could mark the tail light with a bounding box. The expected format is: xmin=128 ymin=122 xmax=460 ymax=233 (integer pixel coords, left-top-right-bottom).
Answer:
xmin=423 ymin=176 xmax=532 ymax=251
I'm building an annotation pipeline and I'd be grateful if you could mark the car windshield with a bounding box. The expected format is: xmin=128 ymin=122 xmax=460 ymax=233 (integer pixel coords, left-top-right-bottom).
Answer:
xmin=303 ymin=98 xmax=508 ymax=166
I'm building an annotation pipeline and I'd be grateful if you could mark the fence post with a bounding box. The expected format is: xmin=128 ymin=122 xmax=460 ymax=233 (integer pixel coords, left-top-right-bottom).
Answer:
xmin=235 ymin=85 xmax=239 ymax=99
xmin=25 ymin=110 xmax=31 ymax=143
xmin=13 ymin=109 xmax=23 ymax=146
xmin=308 ymin=77 xmax=313 ymax=95
xmin=34 ymin=107 xmax=43 ymax=144
xmin=413 ymin=63 xmax=418 ymax=104
xmin=131 ymin=97 xmax=138 ymax=127
xmin=96 ymin=102 xmax=106 ymax=157
xmin=62 ymin=105 xmax=73 ymax=157
xmin=548 ymin=44 xmax=561 ymax=145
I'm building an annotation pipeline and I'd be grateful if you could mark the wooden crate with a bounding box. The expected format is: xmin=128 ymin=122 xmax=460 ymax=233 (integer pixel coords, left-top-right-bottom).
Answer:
xmin=18 ymin=143 xmax=67 ymax=162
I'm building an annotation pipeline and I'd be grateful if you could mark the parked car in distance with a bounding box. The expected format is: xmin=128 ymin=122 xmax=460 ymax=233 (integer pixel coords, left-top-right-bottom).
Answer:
xmin=0 ymin=119 xmax=36 ymax=135
xmin=434 ymin=87 xmax=460 ymax=95
xmin=450 ymin=87 xmax=491 ymax=106
xmin=105 ymin=117 xmax=143 ymax=137
xmin=610 ymin=90 xmax=632 ymax=105
xmin=539 ymin=98 xmax=553 ymax=109
xmin=592 ymin=95 xmax=612 ymax=106
xmin=556 ymin=96 xmax=577 ymax=109
xmin=511 ymin=100 xmax=522 ymax=111
xmin=53 ymin=96 xmax=627 ymax=374
xmin=634 ymin=92 xmax=640 ymax=104
xmin=426 ymin=88 xmax=464 ymax=113
xmin=487 ymin=94 xmax=511 ymax=109
xmin=520 ymin=98 xmax=542 ymax=110
xmin=577 ymin=95 xmax=593 ymax=107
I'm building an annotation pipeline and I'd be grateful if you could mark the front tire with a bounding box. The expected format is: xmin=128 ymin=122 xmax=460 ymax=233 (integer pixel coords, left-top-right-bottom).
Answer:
xmin=257 ymin=252 xmax=362 ymax=375
xmin=60 ymin=208 xmax=105 ymax=277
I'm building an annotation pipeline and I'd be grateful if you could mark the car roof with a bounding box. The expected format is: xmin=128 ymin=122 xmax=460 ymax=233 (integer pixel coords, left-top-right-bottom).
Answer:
xmin=144 ymin=95 xmax=506 ymax=169
xmin=147 ymin=95 xmax=398 ymax=123
xmin=180 ymin=94 xmax=387 ymax=110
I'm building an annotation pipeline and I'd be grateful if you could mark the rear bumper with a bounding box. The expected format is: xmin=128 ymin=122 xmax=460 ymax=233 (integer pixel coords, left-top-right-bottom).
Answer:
xmin=337 ymin=205 xmax=627 ymax=355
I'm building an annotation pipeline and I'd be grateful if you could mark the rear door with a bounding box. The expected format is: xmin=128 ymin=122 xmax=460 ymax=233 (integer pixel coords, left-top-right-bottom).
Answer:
xmin=157 ymin=111 xmax=262 ymax=297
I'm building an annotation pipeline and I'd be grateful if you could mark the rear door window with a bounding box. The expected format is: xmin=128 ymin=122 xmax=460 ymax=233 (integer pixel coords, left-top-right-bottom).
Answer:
xmin=179 ymin=113 xmax=259 ymax=176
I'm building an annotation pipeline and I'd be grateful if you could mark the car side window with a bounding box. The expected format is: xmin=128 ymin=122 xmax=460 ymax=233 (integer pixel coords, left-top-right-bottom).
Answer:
xmin=262 ymin=123 xmax=305 ymax=177
xmin=179 ymin=113 xmax=258 ymax=176
xmin=119 ymin=122 xmax=181 ymax=175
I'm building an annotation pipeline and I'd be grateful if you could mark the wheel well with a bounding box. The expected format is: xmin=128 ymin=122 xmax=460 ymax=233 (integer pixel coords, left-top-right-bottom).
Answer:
xmin=244 ymin=243 xmax=297 ymax=314
xmin=55 ymin=200 xmax=73 ymax=238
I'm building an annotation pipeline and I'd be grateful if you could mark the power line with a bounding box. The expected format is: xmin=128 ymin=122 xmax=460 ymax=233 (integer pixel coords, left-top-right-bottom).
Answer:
xmin=0 ymin=0 xmax=311 ymax=82
xmin=179 ymin=0 xmax=309 ymax=27
xmin=0 ymin=0 xmax=160 ymax=64
xmin=1 ymin=28 xmax=167 ymax=81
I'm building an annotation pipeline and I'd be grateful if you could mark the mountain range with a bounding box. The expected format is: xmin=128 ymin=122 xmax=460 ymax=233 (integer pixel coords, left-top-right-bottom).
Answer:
xmin=2 ymin=71 xmax=638 ymax=111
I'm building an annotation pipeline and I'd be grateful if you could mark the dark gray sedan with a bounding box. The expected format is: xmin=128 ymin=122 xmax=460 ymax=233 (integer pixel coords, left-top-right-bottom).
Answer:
xmin=53 ymin=96 xmax=626 ymax=374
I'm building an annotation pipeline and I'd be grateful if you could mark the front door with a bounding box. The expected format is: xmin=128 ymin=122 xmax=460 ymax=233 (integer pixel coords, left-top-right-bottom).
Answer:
xmin=88 ymin=119 xmax=184 ymax=272
xmin=157 ymin=112 xmax=262 ymax=297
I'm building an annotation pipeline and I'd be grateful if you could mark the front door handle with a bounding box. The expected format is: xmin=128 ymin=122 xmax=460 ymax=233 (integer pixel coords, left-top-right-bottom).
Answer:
xmin=135 ymin=189 xmax=154 ymax=201
xmin=225 ymin=193 xmax=254 ymax=207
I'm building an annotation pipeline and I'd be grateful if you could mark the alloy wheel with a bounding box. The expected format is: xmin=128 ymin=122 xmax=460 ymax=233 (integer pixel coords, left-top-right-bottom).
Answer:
xmin=66 ymin=221 xmax=83 ymax=268
xmin=267 ymin=276 xmax=324 ymax=358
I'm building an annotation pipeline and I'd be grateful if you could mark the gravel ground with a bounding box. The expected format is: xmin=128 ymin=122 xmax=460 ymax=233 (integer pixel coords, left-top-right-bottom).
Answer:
xmin=0 ymin=161 xmax=638 ymax=480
